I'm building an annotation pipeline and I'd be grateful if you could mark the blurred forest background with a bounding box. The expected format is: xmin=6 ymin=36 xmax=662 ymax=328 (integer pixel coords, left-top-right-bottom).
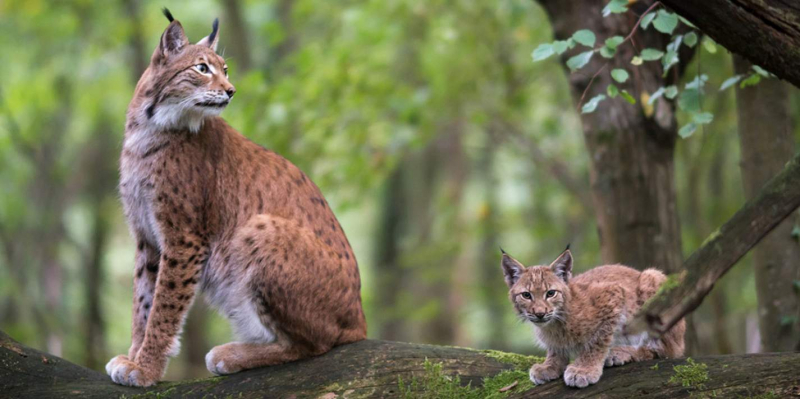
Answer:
xmin=1 ymin=0 xmax=799 ymax=381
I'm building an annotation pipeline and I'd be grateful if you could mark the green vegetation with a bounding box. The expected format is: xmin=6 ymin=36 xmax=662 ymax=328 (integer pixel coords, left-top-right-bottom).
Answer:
xmin=668 ymin=358 xmax=709 ymax=388
xmin=398 ymin=358 xmax=537 ymax=399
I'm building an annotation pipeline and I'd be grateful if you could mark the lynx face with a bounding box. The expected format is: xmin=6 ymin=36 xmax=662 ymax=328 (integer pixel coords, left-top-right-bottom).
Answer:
xmin=137 ymin=14 xmax=236 ymax=132
xmin=501 ymin=249 xmax=573 ymax=326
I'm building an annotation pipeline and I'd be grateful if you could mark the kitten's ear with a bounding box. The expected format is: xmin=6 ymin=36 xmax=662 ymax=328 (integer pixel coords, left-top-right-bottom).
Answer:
xmin=196 ymin=18 xmax=220 ymax=52
xmin=500 ymin=248 xmax=525 ymax=288
xmin=549 ymin=246 xmax=573 ymax=282
xmin=153 ymin=9 xmax=189 ymax=64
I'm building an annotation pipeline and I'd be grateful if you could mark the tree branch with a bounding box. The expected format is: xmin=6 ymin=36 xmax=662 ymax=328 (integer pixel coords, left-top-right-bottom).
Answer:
xmin=660 ymin=0 xmax=800 ymax=88
xmin=628 ymin=151 xmax=800 ymax=337
xmin=2 ymin=330 xmax=799 ymax=398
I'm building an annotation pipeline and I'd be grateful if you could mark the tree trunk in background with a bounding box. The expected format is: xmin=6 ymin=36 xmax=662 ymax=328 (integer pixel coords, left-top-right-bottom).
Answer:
xmin=478 ymin=128 xmax=507 ymax=350
xmin=372 ymin=169 xmax=408 ymax=341
xmin=537 ymin=0 xmax=697 ymax=353
xmin=734 ymin=55 xmax=800 ymax=352
xmin=121 ymin=0 xmax=147 ymax=81
xmin=537 ymin=0 xmax=684 ymax=274
xmin=220 ymin=0 xmax=253 ymax=72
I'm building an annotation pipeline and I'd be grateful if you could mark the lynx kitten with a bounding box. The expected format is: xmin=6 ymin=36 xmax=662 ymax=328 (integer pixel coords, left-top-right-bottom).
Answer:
xmin=105 ymin=10 xmax=366 ymax=387
xmin=501 ymin=247 xmax=684 ymax=388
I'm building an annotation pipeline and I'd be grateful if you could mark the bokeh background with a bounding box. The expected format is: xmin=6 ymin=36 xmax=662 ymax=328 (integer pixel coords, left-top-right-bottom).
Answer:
xmin=1 ymin=0 xmax=799 ymax=380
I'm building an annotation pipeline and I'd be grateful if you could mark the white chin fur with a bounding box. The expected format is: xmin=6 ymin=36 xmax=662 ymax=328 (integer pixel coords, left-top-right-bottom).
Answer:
xmin=149 ymin=99 xmax=226 ymax=133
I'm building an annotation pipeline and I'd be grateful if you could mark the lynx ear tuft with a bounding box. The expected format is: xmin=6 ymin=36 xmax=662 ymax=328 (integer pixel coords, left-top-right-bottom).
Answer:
xmin=197 ymin=18 xmax=220 ymax=51
xmin=549 ymin=248 xmax=573 ymax=282
xmin=501 ymin=250 xmax=525 ymax=288
xmin=162 ymin=7 xmax=175 ymax=22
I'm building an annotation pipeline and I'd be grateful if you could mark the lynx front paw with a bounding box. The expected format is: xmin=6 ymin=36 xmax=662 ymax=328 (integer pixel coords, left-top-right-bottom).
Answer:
xmin=563 ymin=364 xmax=602 ymax=388
xmin=206 ymin=344 xmax=243 ymax=376
xmin=105 ymin=355 xmax=158 ymax=387
xmin=529 ymin=363 xmax=562 ymax=385
xmin=605 ymin=348 xmax=633 ymax=367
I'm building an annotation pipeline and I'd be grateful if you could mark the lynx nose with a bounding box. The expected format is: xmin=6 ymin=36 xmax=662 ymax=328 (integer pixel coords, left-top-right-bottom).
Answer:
xmin=534 ymin=312 xmax=546 ymax=319
xmin=225 ymin=87 xmax=236 ymax=99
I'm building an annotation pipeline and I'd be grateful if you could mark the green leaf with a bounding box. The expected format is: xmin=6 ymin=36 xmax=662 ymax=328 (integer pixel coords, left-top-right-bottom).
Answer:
xmin=793 ymin=279 xmax=800 ymax=292
xmin=740 ymin=74 xmax=762 ymax=88
xmin=661 ymin=50 xmax=679 ymax=75
xmin=607 ymin=84 xmax=619 ymax=98
xmin=664 ymin=85 xmax=678 ymax=99
xmin=552 ymin=39 xmax=572 ymax=54
xmin=685 ymin=74 xmax=708 ymax=90
xmin=703 ymin=37 xmax=718 ymax=53
xmin=792 ymin=226 xmax=800 ymax=240
xmin=600 ymin=46 xmax=616 ymax=58
xmin=684 ymin=32 xmax=698 ymax=47
xmin=678 ymin=16 xmax=697 ymax=29
xmin=648 ymin=87 xmax=665 ymax=105
xmin=582 ymin=94 xmax=607 ymax=114
xmin=620 ymin=90 xmax=636 ymax=104
xmin=693 ymin=112 xmax=714 ymax=124
xmin=602 ymin=0 xmax=628 ymax=17
xmin=641 ymin=12 xmax=657 ymax=29
xmin=566 ymin=50 xmax=594 ymax=71
xmin=605 ymin=36 xmax=624 ymax=49
xmin=679 ymin=122 xmax=698 ymax=138
xmin=719 ymin=75 xmax=743 ymax=91
xmin=653 ymin=10 xmax=679 ymax=34
xmin=678 ymin=88 xmax=701 ymax=112
xmin=752 ymin=65 xmax=770 ymax=77
xmin=780 ymin=316 xmax=799 ymax=327
xmin=611 ymin=68 xmax=629 ymax=83
xmin=532 ymin=44 xmax=555 ymax=61
xmin=631 ymin=56 xmax=643 ymax=65
xmin=573 ymin=30 xmax=596 ymax=47
xmin=640 ymin=49 xmax=665 ymax=61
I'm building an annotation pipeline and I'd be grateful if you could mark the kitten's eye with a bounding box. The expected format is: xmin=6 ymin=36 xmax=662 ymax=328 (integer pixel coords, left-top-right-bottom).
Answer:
xmin=521 ymin=292 xmax=532 ymax=300
xmin=545 ymin=290 xmax=556 ymax=298
xmin=195 ymin=64 xmax=210 ymax=74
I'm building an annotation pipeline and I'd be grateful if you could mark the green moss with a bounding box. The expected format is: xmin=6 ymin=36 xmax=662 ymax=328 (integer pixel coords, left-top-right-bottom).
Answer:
xmin=480 ymin=349 xmax=543 ymax=370
xmin=398 ymin=358 xmax=538 ymax=399
xmin=668 ymin=358 xmax=709 ymax=389
xmin=700 ymin=229 xmax=722 ymax=248
xmin=744 ymin=391 xmax=779 ymax=399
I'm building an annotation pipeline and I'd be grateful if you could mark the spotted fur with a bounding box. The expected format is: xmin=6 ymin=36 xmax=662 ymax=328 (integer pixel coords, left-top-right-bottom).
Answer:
xmin=106 ymin=11 xmax=366 ymax=387
xmin=501 ymin=248 xmax=684 ymax=389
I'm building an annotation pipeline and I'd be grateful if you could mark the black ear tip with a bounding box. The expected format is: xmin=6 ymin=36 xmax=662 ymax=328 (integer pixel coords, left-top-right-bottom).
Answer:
xmin=565 ymin=243 xmax=571 ymax=251
xmin=162 ymin=7 xmax=175 ymax=22
xmin=499 ymin=246 xmax=506 ymax=255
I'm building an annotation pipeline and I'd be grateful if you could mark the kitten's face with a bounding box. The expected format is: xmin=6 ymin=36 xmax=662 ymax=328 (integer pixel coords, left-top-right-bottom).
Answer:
xmin=501 ymin=249 xmax=573 ymax=326
xmin=510 ymin=267 xmax=568 ymax=325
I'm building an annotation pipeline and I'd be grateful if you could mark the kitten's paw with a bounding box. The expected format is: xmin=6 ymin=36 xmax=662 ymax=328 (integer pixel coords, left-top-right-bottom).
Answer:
xmin=563 ymin=365 xmax=602 ymax=388
xmin=605 ymin=348 xmax=633 ymax=367
xmin=105 ymin=355 xmax=157 ymax=387
xmin=206 ymin=344 xmax=243 ymax=376
xmin=529 ymin=363 xmax=562 ymax=385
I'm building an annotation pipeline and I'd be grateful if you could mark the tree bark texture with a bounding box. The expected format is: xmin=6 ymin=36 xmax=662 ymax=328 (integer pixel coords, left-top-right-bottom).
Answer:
xmin=734 ymin=55 xmax=800 ymax=352
xmin=660 ymin=0 xmax=800 ymax=88
xmin=631 ymin=151 xmax=800 ymax=337
xmin=2 ymin=331 xmax=799 ymax=398
xmin=536 ymin=0 xmax=686 ymax=274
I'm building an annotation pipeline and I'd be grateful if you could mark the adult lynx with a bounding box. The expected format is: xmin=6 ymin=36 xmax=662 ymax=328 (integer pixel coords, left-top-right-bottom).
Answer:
xmin=106 ymin=10 xmax=366 ymax=387
xmin=501 ymin=247 xmax=684 ymax=388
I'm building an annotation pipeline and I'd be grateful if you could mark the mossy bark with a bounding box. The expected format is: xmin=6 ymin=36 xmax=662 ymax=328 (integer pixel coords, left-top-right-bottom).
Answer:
xmin=3 ymin=330 xmax=800 ymax=398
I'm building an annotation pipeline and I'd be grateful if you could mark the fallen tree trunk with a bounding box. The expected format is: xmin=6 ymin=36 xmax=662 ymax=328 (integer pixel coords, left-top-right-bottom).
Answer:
xmin=2 ymin=331 xmax=799 ymax=398
xmin=659 ymin=0 xmax=800 ymax=88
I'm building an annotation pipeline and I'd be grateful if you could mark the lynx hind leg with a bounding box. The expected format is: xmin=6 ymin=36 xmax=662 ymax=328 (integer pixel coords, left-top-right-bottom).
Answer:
xmin=207 ymin=214 xmax=365 ymax=375
xmin=638 ymin=268 xmax=685 ymax=358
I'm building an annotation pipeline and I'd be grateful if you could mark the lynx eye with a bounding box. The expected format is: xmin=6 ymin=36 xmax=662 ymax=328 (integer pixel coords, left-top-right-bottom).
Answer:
xmin=545 ymin=290 xmax=556 ymax=298
xmin=194 ymin=63 xmax=210 ymax=74
xmin=223 ymin=66 xmax=228 ymax=77
xmin=521 ymin=292 xmax=532 ymax=300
